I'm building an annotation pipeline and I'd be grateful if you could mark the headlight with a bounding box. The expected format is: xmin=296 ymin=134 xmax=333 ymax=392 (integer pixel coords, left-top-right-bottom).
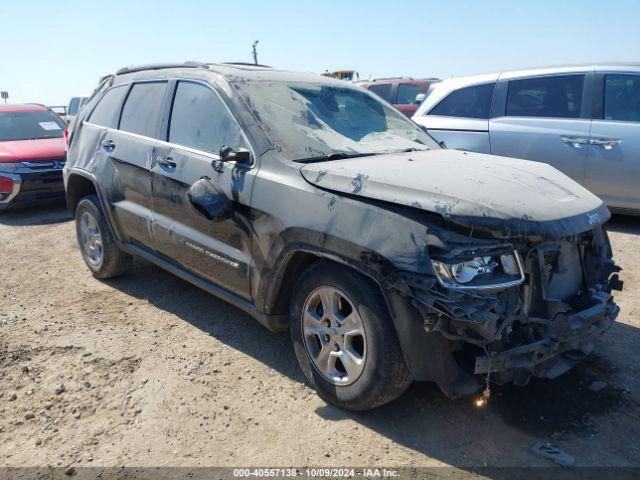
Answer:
xmin=432 ymin=251 xmax=524 ymax=290
xmin=0 ymin=163 xmax=24 ymax=173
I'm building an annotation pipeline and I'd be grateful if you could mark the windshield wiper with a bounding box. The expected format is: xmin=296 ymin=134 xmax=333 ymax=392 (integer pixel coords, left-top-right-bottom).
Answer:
xmin=295 ymin=152 xmax=382 ymax=163
xmin=392 ymin=147 xmax=429 ymax=153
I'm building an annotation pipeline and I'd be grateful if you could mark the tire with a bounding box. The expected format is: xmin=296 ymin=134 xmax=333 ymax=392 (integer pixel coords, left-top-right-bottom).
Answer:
xmin=290 ymin=262 xmax=412 ymax=411
xmin=75 ymin=195 xmax=132 ymax=279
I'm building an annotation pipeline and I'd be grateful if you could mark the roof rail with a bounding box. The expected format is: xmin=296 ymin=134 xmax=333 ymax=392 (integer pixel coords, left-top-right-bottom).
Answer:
xmin=372 ymin=77 xmax=413 ymax=82
xmin=220 ymin=62 xmax=273 ymax=68
xmin=115 ymin=61 xmax=208 ymax=75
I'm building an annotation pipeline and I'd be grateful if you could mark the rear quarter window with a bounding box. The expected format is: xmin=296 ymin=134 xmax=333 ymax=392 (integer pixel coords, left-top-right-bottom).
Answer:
xmin=119 ymin=82 xmax=167 ymax=138
xmin=429 ymin=83 xmax=495 ymax=119
xmin=88 ymin=86 xmax=128 ymax=128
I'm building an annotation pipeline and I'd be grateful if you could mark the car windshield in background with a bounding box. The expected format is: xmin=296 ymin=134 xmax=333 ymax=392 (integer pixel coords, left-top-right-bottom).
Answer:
xmin=0 ymin=110 xmax=66 ymax=141
xmin=234 ymin=81 xmax=439 ymax=160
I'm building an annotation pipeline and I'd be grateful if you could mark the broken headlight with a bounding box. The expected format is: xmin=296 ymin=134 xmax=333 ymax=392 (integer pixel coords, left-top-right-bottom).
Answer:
xmin=431 ymin=251 xmax=524 ymax=290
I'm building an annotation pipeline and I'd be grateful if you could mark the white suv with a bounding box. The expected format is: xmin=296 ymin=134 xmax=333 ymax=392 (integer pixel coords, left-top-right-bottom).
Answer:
xmin=413 ymin=64 xmax=640 ymax=214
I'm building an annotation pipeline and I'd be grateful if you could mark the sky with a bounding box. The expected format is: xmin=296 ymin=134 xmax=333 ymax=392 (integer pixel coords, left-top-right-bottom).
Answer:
xmin=2 ymin=0 xmax=640 ymax=106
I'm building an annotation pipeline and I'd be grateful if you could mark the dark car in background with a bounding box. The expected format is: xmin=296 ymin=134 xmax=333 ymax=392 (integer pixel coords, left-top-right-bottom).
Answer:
xmin=0 ymin=105 xmax=67 ymax=210
xmin=356 ymin=77 xmax=440 ymax=117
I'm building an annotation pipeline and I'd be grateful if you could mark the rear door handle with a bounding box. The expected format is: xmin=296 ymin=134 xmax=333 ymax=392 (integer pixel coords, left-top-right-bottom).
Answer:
xmin=589 ymin=138 xmax=621 ymax=150
xmin=101 ymin=139 xmax=116 ymax=152
xmin=561 ymin=136 xmax=590 ymax=148
xmin=157 ymin=156 xmax=177 ymax=170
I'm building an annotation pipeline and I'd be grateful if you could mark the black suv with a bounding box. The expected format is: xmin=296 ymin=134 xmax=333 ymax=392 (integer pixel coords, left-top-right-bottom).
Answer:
xmin=64 ymin=62 xmax=621 ymax=410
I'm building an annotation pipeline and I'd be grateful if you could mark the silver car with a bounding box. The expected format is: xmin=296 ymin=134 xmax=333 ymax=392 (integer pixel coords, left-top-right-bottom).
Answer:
xmin=413 ymin=64 xmax=640 ymax=214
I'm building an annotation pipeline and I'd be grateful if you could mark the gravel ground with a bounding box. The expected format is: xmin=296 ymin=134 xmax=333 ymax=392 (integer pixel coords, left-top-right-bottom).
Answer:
xmin=1 ymin=205 xmax=639 ymax=474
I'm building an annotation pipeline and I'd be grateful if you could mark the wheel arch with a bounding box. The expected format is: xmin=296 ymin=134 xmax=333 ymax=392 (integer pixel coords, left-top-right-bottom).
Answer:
xmin=66 ymin=171 xmax=99 ymax=217
xmin=268 ymin=249 xmax=480 ymax=397
xmin=265 ymin=249 xmax=388 ymax=313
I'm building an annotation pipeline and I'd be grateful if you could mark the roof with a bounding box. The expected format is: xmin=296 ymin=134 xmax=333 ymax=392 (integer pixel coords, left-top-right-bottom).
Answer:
xmin=0 ymin=104 xmax=49 ymax=112
xmin=356 ymin=77 xmax=439 ymax=86
xmin=112 ymin=60 xmax=350 ymax=85
xmin=431 ymin=62 xmax=640 ymax=87
xmin=414 ymin=62 xmax=640 ymax=118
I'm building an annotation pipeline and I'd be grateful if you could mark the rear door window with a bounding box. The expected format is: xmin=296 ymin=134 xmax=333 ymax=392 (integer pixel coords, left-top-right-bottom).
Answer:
xmin=397 ymin=84 xmax=424 ymax=105
xmin=168 ymin=81 xmax=245 ymax=154
xmin=88 ymin=86 xmax=128 ymax=128
xmin=429 ymin=83 xmax=495 ymax=119
xmin=604 ymin=74 xmax=640 ymax=122
xmin=506 ymin=75 xmax=584 ymax=118
xmin=366 ymin=84 xmax=393 ymax=102
xmin=119 ymin=82 xmax=167 ymax=138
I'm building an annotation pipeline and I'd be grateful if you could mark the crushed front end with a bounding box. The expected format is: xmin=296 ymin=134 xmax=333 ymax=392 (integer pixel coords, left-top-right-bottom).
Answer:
xmin=387 ymin=223 xmax=622 ymax=397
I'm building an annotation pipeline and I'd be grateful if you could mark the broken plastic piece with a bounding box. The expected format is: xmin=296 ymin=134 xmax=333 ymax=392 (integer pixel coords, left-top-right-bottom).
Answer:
xmin=588 ymin=380 xmax=607 ymax=392
xmin=531 ymin=441 xmax=575 ymax=468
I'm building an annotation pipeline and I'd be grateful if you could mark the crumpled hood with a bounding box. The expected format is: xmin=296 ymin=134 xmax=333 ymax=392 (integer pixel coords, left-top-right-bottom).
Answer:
xmin=0 ymin=137 xmax=66 ymax=163
xmin=300 ymin=149 xmax=610 ymax=239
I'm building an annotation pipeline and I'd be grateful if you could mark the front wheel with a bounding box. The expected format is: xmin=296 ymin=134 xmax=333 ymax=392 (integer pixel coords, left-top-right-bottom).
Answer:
xmin=290 ymin=262 xmax=412 ymax=411
xmin=75 ymin=195 xmax=132 ymax=279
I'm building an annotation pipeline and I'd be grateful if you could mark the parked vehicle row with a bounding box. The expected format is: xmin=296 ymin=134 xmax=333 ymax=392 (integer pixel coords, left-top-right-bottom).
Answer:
xmin=63 ymin=62 xmax=620 ymax=411
xmin=413 ymin=64 xmax=640 ymax=214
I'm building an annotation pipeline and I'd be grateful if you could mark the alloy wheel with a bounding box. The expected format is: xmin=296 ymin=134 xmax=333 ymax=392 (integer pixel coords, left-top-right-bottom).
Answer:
xmin=79 ymin=211 xmax=103 ymax=267
xmin=301 ymin=286 xmax=367 ymax=386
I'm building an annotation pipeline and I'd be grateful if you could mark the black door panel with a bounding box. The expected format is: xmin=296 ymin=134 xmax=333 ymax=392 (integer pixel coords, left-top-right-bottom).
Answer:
xmin=97 ymin=129 xmax=155 ymax=248
xmin=151 ymin=147 xmax=255 ymax=298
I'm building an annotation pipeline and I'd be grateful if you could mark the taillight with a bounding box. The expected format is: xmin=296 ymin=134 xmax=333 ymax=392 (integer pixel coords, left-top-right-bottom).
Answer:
xmin=0 ymin=175 xmax=14 ymax=194
xmin=64 ymin=128 xmax=70 ymax=149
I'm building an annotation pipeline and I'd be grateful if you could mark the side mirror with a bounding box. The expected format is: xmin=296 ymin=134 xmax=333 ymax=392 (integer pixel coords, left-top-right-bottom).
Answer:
xmin=414 ymin=93 xmax=427 ymax=105
xmin=186 ymin=177 xmax=232 ymax=222
xmin=219 ymin=145 xmax=251 ymax=164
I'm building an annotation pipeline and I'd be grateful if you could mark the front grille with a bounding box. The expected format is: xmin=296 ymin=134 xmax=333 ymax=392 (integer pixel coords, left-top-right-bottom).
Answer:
xmin=19 ymin=158 xmax=66 ymax=171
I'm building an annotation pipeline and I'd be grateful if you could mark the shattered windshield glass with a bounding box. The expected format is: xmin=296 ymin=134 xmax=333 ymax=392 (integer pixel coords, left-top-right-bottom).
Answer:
xmin=233 ymin=81 xmax=439 ymax=160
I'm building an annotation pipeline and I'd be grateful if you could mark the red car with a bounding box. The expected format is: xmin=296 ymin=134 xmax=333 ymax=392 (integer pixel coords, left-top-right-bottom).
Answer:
xmin=0 ymin=105 xmax=67 ymax=210
xmin=356 ymin=77 xmax=440 ymax=117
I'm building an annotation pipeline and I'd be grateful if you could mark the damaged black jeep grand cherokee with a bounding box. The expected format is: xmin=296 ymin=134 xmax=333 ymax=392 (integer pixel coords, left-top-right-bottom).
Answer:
xmin=64 ymin=62 xmax=621 ymax=410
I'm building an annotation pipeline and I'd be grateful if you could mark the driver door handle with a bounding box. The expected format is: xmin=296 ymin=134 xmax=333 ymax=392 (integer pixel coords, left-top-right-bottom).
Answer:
xmin=101 ymin=139 xmax=116 ymax=152
xmin=561 ymin=136 xmax=590 ymax=148
xmin=157 ymin=155 xmax=177 ymax=170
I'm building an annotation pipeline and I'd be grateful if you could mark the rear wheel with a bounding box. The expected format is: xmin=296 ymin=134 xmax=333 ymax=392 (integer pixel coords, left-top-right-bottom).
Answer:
xmin=290 ymin=262 xmax=411 ymax=410
xmin=75 ymin=195 xmax=132 ymax=279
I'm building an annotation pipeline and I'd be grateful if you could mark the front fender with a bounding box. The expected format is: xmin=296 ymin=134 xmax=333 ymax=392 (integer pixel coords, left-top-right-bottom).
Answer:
xmin=321 ymin=194 xmax=447 ymax=279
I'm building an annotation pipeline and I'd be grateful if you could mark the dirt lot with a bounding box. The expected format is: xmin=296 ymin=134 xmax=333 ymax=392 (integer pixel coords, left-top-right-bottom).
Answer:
xmin=1 ymin=205 xmax=639 ymax=475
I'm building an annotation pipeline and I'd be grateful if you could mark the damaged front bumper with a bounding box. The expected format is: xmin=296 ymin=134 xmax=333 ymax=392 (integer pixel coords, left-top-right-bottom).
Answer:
xmin=384 ymin=226 xmax=622 ymax=397
xmin=474 ymin=290 xmax=618 ymax=380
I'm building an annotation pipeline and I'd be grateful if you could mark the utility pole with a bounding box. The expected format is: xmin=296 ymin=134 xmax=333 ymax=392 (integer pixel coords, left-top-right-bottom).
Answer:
xmin=252 ymin=40 xmax=259 ymax=65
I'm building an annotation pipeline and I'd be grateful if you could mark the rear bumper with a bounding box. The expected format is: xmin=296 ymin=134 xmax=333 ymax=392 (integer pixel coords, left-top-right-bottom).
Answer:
xmin=0 ymin=165 xmax=65 ymax=210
